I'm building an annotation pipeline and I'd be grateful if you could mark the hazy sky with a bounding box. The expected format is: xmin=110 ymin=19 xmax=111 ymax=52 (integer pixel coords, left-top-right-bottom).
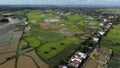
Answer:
xmin=0 ymin=0 xmax=120 ymax=6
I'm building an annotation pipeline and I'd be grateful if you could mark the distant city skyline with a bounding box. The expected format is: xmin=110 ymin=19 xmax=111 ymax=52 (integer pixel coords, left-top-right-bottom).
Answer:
xmin=0 ymin=0 xmax=120 ymax=6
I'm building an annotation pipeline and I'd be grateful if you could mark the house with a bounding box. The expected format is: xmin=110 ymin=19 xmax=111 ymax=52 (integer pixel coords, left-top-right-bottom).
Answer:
xmin=91 ymin=37 xmax=99 ymax=43
xmin=59 ymin=51 xmax=87 ymax=68
xmin=98 ymin=30 xmax=106 ymax=37
xmin=105 ymin=23 xmax=112 ymax=29
xmin=99 ymin=31 xmax=105 ymax=36
xmin=105 ymin=25 xmax=111 ymax=29
xmin=108 ymin=23 xmax=112 ymax=26
xmin=109 ymin=16 xmax=114 ymax=19
xmin=76 ymin=52 xmax=87 ymax=59
xmin=98 ymin=23 xmax=112 ymax=36
xmin=59 ymin=65 xmax=68 ymax=68
xmin=99 ymin=23 xmax=104 ymax=27
xmin=68 ymin=51 xmax=87 ymax=68
xmin=25 ymin=21 xmax=28 ymax=25
xmin=103 ymin=18 xmax=108 ymax=23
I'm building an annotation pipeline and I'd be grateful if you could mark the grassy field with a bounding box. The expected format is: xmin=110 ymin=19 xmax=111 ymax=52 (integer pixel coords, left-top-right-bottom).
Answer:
xmin=36 ymin=37 xmax=78 ymax=60
xmin=47 ymin=43 xmax=81 ymax=67
xmin=100 ymin=24 xmax=120 ymax=52
xmin=67 ymin=16 xmax=86 ymax=23
xmin=24 ymin=36 xmax=41 ymax=47
xmin=27 ymin=11 xmax=42 ymax=21
xmin=37 ymin=32 xmax=64 ymax=43
xmin=66 ymin=24 xmax=84 ymax=33
xmin=106 ymin=24 xmax=120 ymax=43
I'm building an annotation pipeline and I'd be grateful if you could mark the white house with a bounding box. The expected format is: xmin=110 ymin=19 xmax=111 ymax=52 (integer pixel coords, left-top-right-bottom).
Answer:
xmin=99 ymin=23 xmax=104 ymax=27
xmin=103 ymin=19 xmax=108 ymax=23
xmin=77 ymin=52 xmax=87 ymax=59
xmin=25 ymin=21 xmax=28 ymax=24
xmin=92 ymin=37 xmax=99 ymax=43
xmin=108 ymin=23 xmax=112 ymax=25
xmin=99 ymin=31 xmax=105 ymax=36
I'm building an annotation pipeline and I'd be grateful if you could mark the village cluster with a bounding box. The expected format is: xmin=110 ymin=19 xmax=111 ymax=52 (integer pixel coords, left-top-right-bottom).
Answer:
xmin=59 ymin=15 xmax=114 ymax=68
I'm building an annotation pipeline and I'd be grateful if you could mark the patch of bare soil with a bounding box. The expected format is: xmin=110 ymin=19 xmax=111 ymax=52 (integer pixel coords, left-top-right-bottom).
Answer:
xmin=0 ymin=58 xmax=15 ymax=68
xmin=26 ymin=50 xmax=49 ymax=68
xmin=83 ymin=58 xmax=98 ymax=68
xmin=0 ymin=42 xmax=17 ymax=67
xmin=18 ymin=56 xmax=37 ymax=68
xmin=40 ymin=23 xmax=65 ymax=30
xmin=0 ymin=52 xmax=16 ymax=63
